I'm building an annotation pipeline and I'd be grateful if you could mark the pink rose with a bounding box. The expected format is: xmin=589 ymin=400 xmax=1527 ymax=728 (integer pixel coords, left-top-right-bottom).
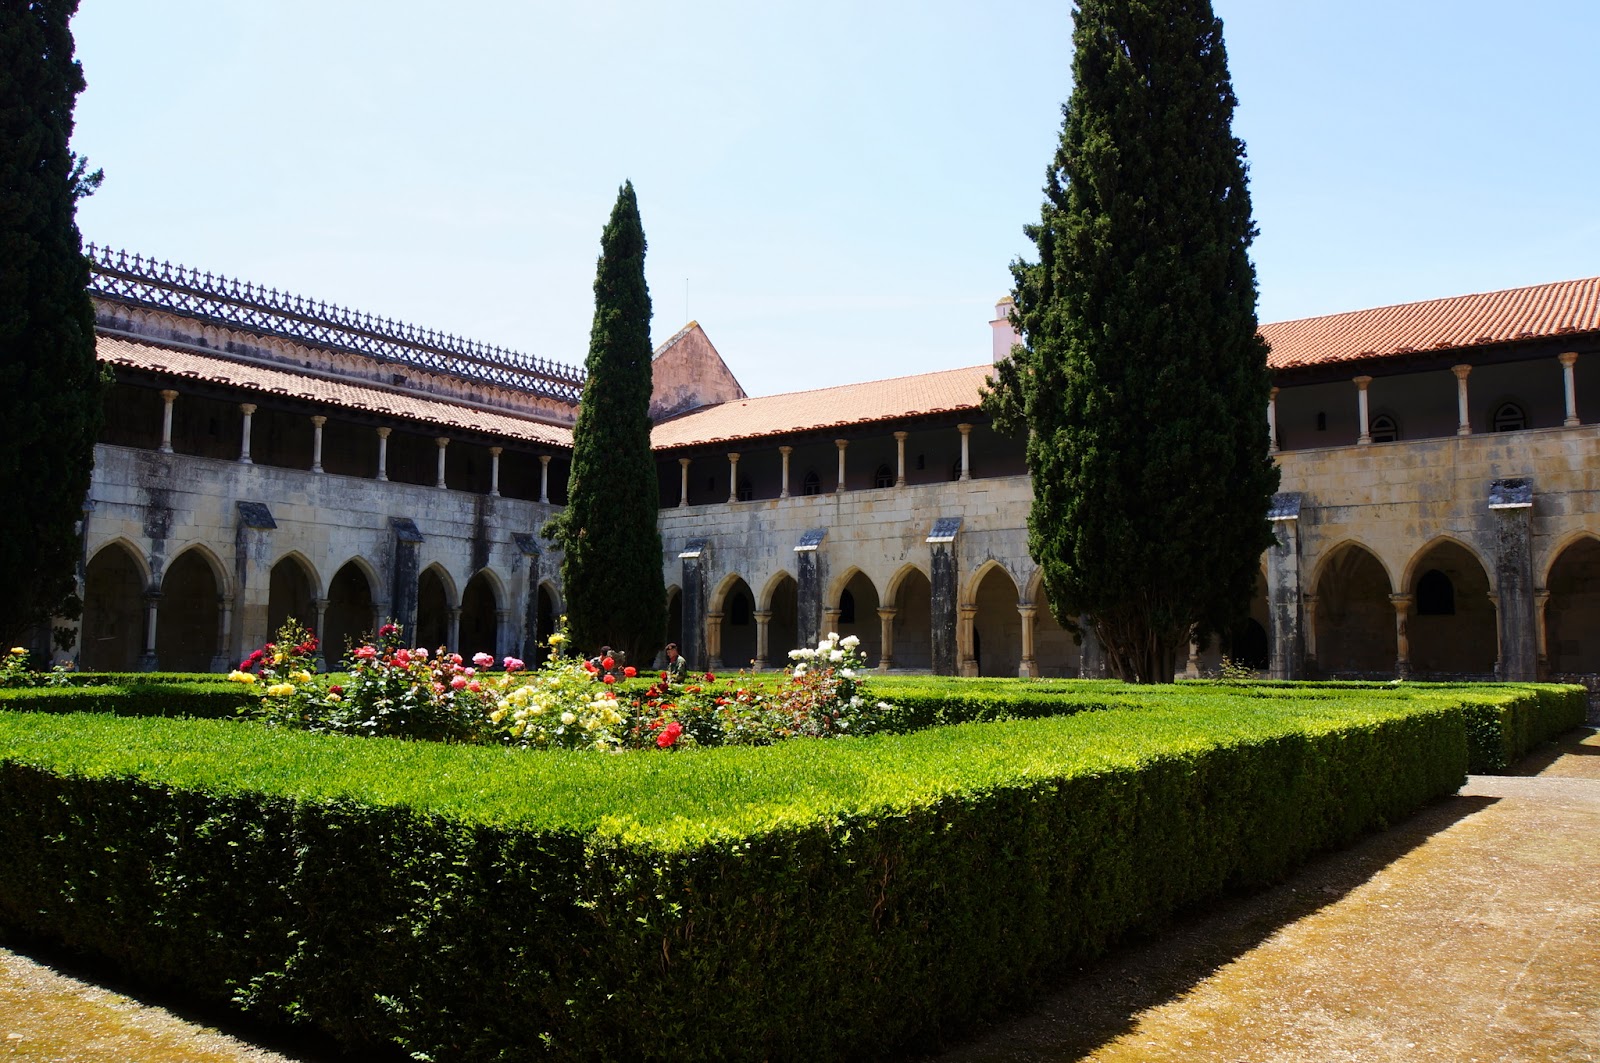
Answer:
xmin=354 ymin=645 xmax=377 ymax=660
xmin=467 ymin=680 xmax=481 ymax=693
xmin=394 ymin=649 xmax=411 ymax=666
xmin=449 ymin=676 xmax=467 ymax=690
xmin=473 ymin=652 xmax=494 ymax=668
xmin=503 ymin=656 xmax=525 ymax=673
xmin=414 ymin=647 xmax=429 ymax=661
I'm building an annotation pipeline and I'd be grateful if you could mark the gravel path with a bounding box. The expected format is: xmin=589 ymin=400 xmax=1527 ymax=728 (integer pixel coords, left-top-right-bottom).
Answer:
xmin=4 ymin=731 xmax=1598 ymax=1062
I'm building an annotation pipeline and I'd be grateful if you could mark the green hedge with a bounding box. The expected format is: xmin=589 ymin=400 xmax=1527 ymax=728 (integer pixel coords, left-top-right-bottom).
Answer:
xmin=0 ymin=683 xmax=250 ymax=719
xmin=0 ymin=692 xmax=1472 ymax=1061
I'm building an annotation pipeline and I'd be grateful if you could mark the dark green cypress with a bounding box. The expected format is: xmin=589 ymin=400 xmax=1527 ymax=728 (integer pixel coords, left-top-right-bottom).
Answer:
xmin=985 ymin=0 xmax=1280 ymax=683
xmin=544 ymin=181 xmax=666 ymax=665
xmin=0 ymin=0 xmax=104 ymax=650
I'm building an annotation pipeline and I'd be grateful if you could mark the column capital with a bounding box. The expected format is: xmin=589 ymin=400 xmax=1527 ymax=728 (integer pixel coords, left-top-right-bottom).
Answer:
xmin=489 ymin=445 xmax=503 ymax=457
xmin=834 ymin=438 xmax=849 ymax=450
xmin=539 ymin=453 xmax=552 ymax=466
xmin=310 ymin=414 xmax=327 ymax=427
xmin=893 ymin=430 xmax=908 ymax=441
xmin=376 ymin=426 xmax=392 ymax=439
xmin=778 ymin=445 xmax=793 ymax=456
xmin=1560 ymin=351 xmax=1580 ymax=368
xmin=1352 ymin=375 xmax=1373 ymax=389
xmin=434 ymin=436 xmax=450 ymax=448
xmin=753 ymin=610 xmax=772 ymax=623
xmin=1388 ymin=593 xmax=1415 ymax=610
xmin=1269 ymin=386 xmax=1279 ymax=400
xmin=678 ymin=456 xmax=692 ymax=468
xmin=1016 ymin=603 xmax=1038 ymax=618
xmin=239 ymin=402 xmax=257 ymax=415
xmin=1451 ymin=363 xmax=1472 ymax=380
xmin=728 ymin=451 xmax=740 ymax=463
xmin=956 ymin=422 xmax=973 ymax=435
xmin=160 ymin=388 xmax=179 ymax=402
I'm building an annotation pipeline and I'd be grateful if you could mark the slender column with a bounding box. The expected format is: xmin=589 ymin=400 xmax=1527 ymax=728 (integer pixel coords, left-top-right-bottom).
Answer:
xmin=957 ymin=423 xmax=973 ymax=481
xmin=539 ymin=455 xmax=551 ymax=503
xmin=312 ymin=597 xmax=329 ymax=670
xmin=488 ymin=446 xmax=502 ymax=497
xmin=779 ymin=446 xmax=792 ymax=498
xmin=1267 ymin=388 xmax=1279 ymax=454
xmin=434 ymin=437 xmax=449 ymax=489
xmin=309 ymin=415 xmax=327 ymax=473
xmin=753 ymin=610 xmax=771 ymax=670
xmin=822 ymin=606 xmax=842 ymax=636
xmin=1017 ymin=602 xmax=1037 ymax=678
xmin=212 ymin=595 xmax=234 ymax=672
xmin=446 ymin=607 xmax=461 ymax=654
xmin=374 ymin=427 xmax=390 ymax=481
xmin=1452 ymin=364 xmax=1472 ymax=436
xmin=1353 ymin=376 xmax=1373 ymax=445
xmin=678 ymin=457 xmax=691 ymax=507
xmin=1390 ymin=593 xmax=1414 ymax=678
xmin=1302 ymin=594 xmax=1319 ymax=674
xmin=140 ymin=591 xmax=161 ymax=670
xmin=893 ymin=431 xmax=908 ymax=487
xmin=706 ymin=610 xmax=724 ymax=670
xmin=495 ymin=609 xmax=512 ymax=661
xmin=1535 ymin=589 xmax=1552 ymax=678
xmin=957 ymin=603 xmax=978 ymax=677
xmin=1187 ymin=635 xmax=1202 ymax=678
xmin=726 ymin=452 xmax=741 ymax=503
xmin=158 ymin=389 xmax=178 ymax=453
xmin=1560 ymin=352 xmax=1580 ymax=427
xmin=238 ymin=403 xmax=256 ymax=464
xmin=876 ymin=607 xmax=897 ymax=671
xmin=834 ymin=439 xmax=848 ymax=493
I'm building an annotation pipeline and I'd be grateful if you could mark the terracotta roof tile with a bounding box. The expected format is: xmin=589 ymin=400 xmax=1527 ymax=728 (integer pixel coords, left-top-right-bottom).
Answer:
xmin=1261 ymin=276 xmax=1600 ymax=370
xmin=651 ymin=364 xmax=992 ymax=449
xmin=98 ymin=335 xmax=574 ymax=448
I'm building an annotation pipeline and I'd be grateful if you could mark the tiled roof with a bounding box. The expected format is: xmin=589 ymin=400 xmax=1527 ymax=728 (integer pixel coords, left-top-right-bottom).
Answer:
xmin=1261 ymin=276 xmax=1600 ymax=371
xmin=98 ymin=335 xmax=574 ymax=448
xmin=651 ymin=364 xmax=992 ymax=449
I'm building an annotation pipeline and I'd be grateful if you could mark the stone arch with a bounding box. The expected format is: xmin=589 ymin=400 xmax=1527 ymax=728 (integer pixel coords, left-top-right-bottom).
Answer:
xmin=833 ymin=568 xmax=882 ymax=666
xmin=1404 ymin=538 xmax=1496 ymax=676
xmin=81 ymin=539 xmax=149 ymax=672
xmin=761 ymin=570 xmax=801 ymax=666
xmin=1311 ymin=541 xmax=1396 ymax=676
xmin=1399 ymin=534 xmax=1492 ymax=599
xmin=533 ymin=579 xmax=562 ymax=662
xmin=267 ymin=551 xmax=321 ymax=642
xmin=1545 ymin=535 xmax=1600 ymax=674
xmin=1022 ymin=568 xmax=1081 ymax=678
xmin=459 ymin=568 xmax=505 ymax=659
xmin=967 ymin=560 xmax=1022 ymax=677
xmin=158 ymin=545 xmax=225 ymax=672
xmin=323 ymin=558 xmax=376 ymax=669
xmin=715 ymin=574 xmax=757 ymax=670
xmin=885 ymin=564 xmax=933 ymax=671
xmin=415 ymin=563 xmax=457 ymax=651
xmin=664 ymin=584 xmax=684 ymax=662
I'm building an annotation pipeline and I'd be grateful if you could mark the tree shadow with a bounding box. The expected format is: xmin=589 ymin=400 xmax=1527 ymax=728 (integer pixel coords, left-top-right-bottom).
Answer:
xmin=1504 ymin=726 xmax=1600 ymax=776
xmin=918 ymin=791 xmax=1496 ymax=1062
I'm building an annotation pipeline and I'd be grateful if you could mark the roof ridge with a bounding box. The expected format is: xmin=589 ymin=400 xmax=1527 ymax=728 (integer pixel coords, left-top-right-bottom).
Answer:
xmin=1261 ymin=276 xmax=1600 ymax=331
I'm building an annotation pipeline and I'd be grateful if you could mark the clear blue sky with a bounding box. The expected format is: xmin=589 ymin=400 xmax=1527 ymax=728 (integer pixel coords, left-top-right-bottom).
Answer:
xmin=69 ymin=1 xmax=1600 ymax=398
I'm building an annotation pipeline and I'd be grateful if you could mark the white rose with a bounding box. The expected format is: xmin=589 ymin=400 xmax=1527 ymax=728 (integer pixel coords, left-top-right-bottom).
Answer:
xmin=840 ymin=668 xmax=854 ymax=679
xmin=841 ymin=635 xmax=860 ymax=649
xmin=560 ymin=711 xmax=577 ymax=725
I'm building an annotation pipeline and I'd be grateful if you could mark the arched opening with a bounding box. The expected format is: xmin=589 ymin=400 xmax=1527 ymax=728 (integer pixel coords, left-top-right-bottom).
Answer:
xmin=416 ymin=567 xmax=452 ymax=651
xmin=1369 ymin=413 xmax=1400 ymax=443
xmin=1493 ymin=401 xmax=1526 ymax=432
xmin=836 ymin=571 xmax=881 ymax=666
xmin=1032 ymin=596 xmax=1082 ymax=678
xmin=1220 ymin=568 xmax=1271 ymax=673
xmin=323 ymin=561 xmax=374 ymax=669
xmin=719 ymin=577 xmax=757 ymax=671
xmin=1546 ymin=538 xmax=1600 ymax=674
xmin=81 ymin=542 xmax=146 ymax=672
xmin=664 ymin=586 xmax=683 ymax=664
xmin=801 ymin=469 xmax=821 ymax=496
xmin=1312 ymin=544 xmax=1396 ymax=676
xmin=267 ymin=556 xmax=317 ymax=642
xmin=157 ymin=550 xmax=220 ymax=672
xmin=972 ymin=565 xmax=1021 ymax=677
xmin=460 ymin=570 xmax=501 ymax=659
xmin=535 ymin=582 xmax=559 ymax=662
xmin=1408 ymin=541 xmax=1495 ymax=676
xmin=873 ymin=464 xmax=893 ymax=489
xmin=890 ymin=568 xmax=933 ymax=671
xmin=766 ymin=572 xmax=800 ymax=666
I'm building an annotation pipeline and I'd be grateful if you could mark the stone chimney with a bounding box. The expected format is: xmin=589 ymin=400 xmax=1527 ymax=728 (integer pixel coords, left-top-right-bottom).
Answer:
xmin=990 ymin=296 xmax=1020 ymax=363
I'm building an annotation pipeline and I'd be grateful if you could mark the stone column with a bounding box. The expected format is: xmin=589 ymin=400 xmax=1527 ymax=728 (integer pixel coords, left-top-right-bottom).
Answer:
xmin=706 ymin=610 xmax=724 ymax=671
xmin=1353 ymin=376 xmax=1373 ymax=445
xmin=779 ymin=446 xmax=792 ymax=498
xmin=753 ymin=610 xmax=771 ymax=670
xmin=930 ymin=543 xmax=958 ymax=676
xmin=1186 ymin=635 xmax=1202 ymax=679
xmin=495 ymin=609 xmax=512 ymax=662
xmin=679 ymin=542 xmax=709 ymax=671
xmin=678 ymin=457 xmax=691 ymax=507
xmin=446 ymin=607 xmax=461 ymax=654
xmin=726 ymin=452 xmax=741 ymax=503
xmin=957 ymin=423 xmax=973 ymax=481
xmin=238 ymin=403 xmax=256 ymax=464
xmin=957 ymin=603 xmax=978 ymax=677
xmin=140 ymin=590 xmax=161 ymax=671
xmin=893 ymin=431 xmax=908 ymax=487
xmin=312 ymin=597 xmax=329 ymax=670
xmin=1452 ymin=364 xmax=1472 ymax=436
xmin=1390 ymin=593 xmax=1414 ymax=678
xmin=159 ymin=389 xmax=178 ymax=453
xmin=1017 ymin=602 xmax=1037 ymax=678
xmin=1267 ymin=388 xmax=1279 ymax=454
xmin=375 ymin=427 xmax=390 ymax=481
xmin=1560 ymin=352 xmax=1580 ymax=427
xmin=434 ymin=437 xmax=449 ymax=489
xmin=1266 ymin=502 xmax=1304 ymax=680
xmin=310 ymin=415 xmax=327 ymax=473
xmin=209 ymin=595 xmax=234 ymax=673
xmin=539 ymin=455 xmax=551 ymax=503
xmin=489 ymin=446 xmax=502 ymax=497
xmin=1302 ymin=594 xmax=1320 ymax=675
xmin=822 ymin=607 xmax=842 ymax=639
xmin=1534 ymin=590 xmax=1551 ymax=679
xmin=876 ymin=607 xmax=897 ymax=671
xmin=1491 ymin=483 xmax=1537 ymax=681
xmin=796 ymin=549 xmax=823 ymax=650
xmin=834 ymin=438 xmax=848 ymax=493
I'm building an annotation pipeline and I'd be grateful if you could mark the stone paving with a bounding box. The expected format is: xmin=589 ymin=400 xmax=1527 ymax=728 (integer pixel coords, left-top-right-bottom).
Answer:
xmin=3 ymin=732 xmax=1598 ymax=1062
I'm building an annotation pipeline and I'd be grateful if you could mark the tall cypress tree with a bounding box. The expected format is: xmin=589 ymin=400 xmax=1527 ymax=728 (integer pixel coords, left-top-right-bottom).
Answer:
xmin=985 ymin=0 xmax=1279 ymax=683
xmin=0 ymin=0 xmax=104 ymax=650
xmin=544 ymin=181 xmax=666 ymax=665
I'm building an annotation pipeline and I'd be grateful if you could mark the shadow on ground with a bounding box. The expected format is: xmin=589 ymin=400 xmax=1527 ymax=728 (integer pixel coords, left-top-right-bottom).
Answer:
xmin=919 ymin=790 xmax=1498 ymax=1062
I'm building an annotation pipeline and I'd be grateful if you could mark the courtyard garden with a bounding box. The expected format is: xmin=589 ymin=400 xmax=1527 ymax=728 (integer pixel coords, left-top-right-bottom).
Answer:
xmin=0 ymin=632 xmax=1585 ymax=1060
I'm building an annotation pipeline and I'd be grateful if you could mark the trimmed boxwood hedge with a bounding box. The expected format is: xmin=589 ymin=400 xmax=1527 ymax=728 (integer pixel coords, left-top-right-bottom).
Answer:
xmin=0 ymin=682 xmax=250 ymax=719
xmin=1 ymin=684 xmax=1557 ymax=1061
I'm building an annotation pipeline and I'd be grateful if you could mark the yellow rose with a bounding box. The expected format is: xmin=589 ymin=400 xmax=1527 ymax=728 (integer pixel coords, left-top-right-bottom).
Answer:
xmin=8 ymin=647 xmax=26 ymax=656
xmin=227 ymin=670 xmax=257 ymax=685
xmin=290 ymin=670 xmax=313 ymax=684
xmin=266 ymin=683 xmax=296 ymax=697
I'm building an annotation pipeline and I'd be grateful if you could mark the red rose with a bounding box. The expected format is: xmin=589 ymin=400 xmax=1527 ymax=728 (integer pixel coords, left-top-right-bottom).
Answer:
xmin=603 ymin=674 xmax=615 ymax=684
xmin=656 ymin=721 xmax=683 ymax=748
xmin=660 ymin=671 xmax=668 ymax=681
xmin=624 ymin=666 xmax=636 ymax=678
xmin=601 ymin=656 xmax=615 ymax=670
xmin=329 ymin=685 xmax=344 ymax=695
xmin=704 ymin=673 xmax=715 ymax=682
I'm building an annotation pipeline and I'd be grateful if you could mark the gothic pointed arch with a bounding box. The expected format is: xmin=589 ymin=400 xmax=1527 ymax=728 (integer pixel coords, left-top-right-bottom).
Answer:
xmin=460 ymin=568 xmax=506 ymax=659
xmin=268 ymin=551 xmax=320 ymax=641
xmin=81 ymin=539 xmax=149 ymax=672
xmin=1310 ymin=541 xmax=1396 ymax=676
xmin=157 ymin=545 xmax=225 ymax=672
xmin=967 ymin=560 xmax=1022 ymax=677
xmin=1544 ymin=535 xmax=1600 ymax=675
xmin=415 ymin=563 xmax=458 ymax=651
xmin=1405 ymin=538 xmax=1496 ymax=676
xmin=323 ymin=559 xmax=377 ymax=669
